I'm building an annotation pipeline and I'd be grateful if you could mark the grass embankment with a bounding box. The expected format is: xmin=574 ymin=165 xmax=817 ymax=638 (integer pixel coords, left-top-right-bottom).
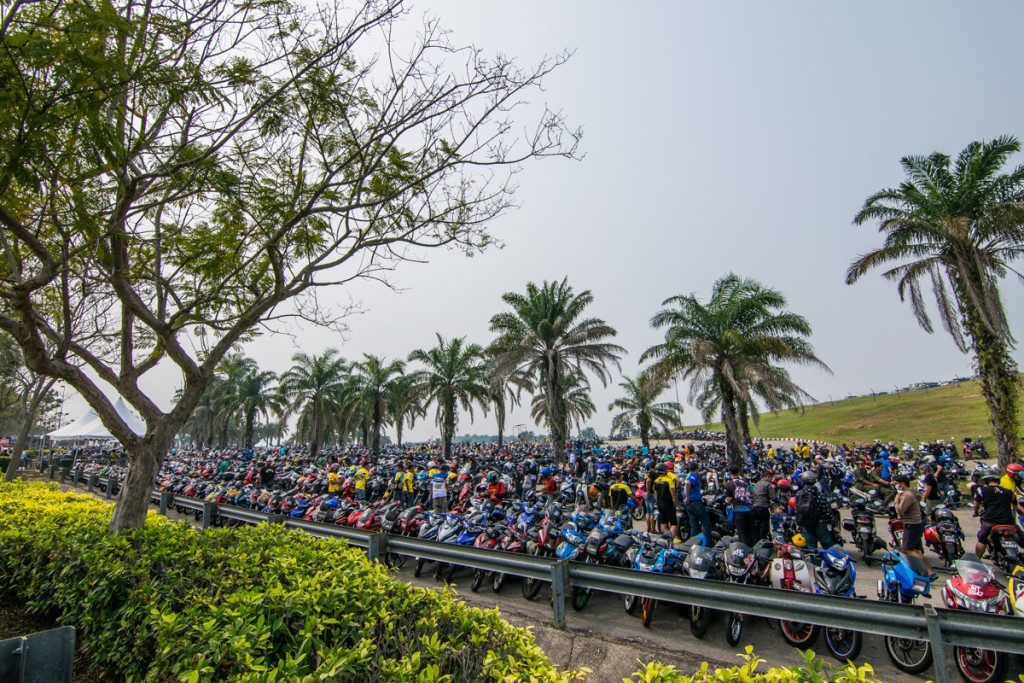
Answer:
xmin=701 ymin=380 xmax=1023 ymax=445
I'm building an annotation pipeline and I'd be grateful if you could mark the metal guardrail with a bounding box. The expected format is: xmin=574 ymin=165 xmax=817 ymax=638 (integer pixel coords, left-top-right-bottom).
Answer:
xmin=0 ymin=627 xmax=75 ymax=683
xmin=128 ymin=482 xmax=1024 ymax=683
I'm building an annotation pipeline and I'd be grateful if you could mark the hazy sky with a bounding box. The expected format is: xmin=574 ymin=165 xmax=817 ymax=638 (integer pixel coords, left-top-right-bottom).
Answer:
xmin=64 ymin=1 xmax=1024 ymax=443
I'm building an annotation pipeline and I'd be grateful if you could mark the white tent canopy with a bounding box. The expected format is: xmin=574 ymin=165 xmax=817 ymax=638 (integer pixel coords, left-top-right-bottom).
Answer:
xmin=47 ymin=398 xmax=145 ymax=441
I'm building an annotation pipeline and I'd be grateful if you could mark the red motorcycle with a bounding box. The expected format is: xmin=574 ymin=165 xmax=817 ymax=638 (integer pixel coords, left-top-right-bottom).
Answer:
xmin=522 ymin=504 xmax=564 ymax=600
xmin=941 ymin=554 xmax=1009 ymax=683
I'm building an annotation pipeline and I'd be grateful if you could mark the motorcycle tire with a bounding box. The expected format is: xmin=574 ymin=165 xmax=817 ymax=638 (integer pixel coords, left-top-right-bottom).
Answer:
xmin=632 ymin=501 xmax=646 ymax=521
xmin=571 ymin=586 xmax=591 ymax=612
xmin=414 ymin=558 xmax=426 ymax=577
xmin=780 ymin=620 xmax=820 ymax=648
xmin=471 ymin=569 xmax=485 ymax=592
xmin=726 ymin=612 xmax=744 ymax=647
xmin=884 ymin=635 xmax=933 ymax=674
xmin=825 ymin=627 xmax=863 ymax=662
xmin=492 ymin=571 xmax=507 ymax=593
xmin=954 ymin=646 xmax=1007 ymax=683
xmin=642 ymin=597 xmax=656 ymax=627
xmin=522 ymin=575 xmax=544 ymax=601
xmin=690 ymin=605 xmax=712 ymax=638
xmin=623 ymin=594 xmax=639 ymax=615
xmin=386 ymin=552 xmax=408 ymax=570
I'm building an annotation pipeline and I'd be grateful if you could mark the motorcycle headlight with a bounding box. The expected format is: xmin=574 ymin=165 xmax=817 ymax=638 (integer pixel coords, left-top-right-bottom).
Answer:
xmin=831 ymin=555 xmax=848 ymax=572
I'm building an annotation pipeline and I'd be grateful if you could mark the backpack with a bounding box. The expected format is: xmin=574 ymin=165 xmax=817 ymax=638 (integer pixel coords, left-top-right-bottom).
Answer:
xmin=794 ymin=487 xmax=817 ymax=527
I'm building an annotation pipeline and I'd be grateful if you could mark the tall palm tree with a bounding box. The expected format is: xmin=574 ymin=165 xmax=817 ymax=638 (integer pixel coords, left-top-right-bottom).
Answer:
xmin=486 ymin=359 xmax=530 ymax=449
xmin=232 ymin=368 xmax=283 ymax=449
xmin=642 ymin=273 xmax=829 ymax=468
xmin=408 ymin=334 xmax=490 ymax=457
xmin=279 ymin=349 xmax=348 ymax=460
xmin=388 ymin=372 xmax=425 ymax=448
xmin=529 ymin=368 xmax=595 ymax=442
xmin=848 ymin=136 xmax=1024 ymax=468
xmin=352 ymin=354 xmax=406 ymax=455
xmin=489 ymin=278 xmax=625 ymax=462
xmin=609 ymin=373 xmax=684 ymax=449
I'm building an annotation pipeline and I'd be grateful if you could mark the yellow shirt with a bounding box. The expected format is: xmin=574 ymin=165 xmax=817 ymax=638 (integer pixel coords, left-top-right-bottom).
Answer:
xmin=402 ymin=471 xmax=414 ymax=493
xmin=327 ymin=472 xmax=339 ymax=493
xmin=1000 ymin=474 xmax=1016 ymax=493
xmin=354 ymin=467 xmax=369 ymax=490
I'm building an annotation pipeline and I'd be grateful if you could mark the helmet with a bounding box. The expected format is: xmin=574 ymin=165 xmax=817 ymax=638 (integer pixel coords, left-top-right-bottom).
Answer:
xmin=486 ymin=472 xmax=497 ymax=483
xmin=777 ymin=479 xmax=791 ymax=488
xmin=791 ymin=533 xmax=806 ymax=548
xmin=664 ymin=462 xmax=674 ymax=472
xmin=1007 ymin=463 xmax=1024 ymax=479
xmin=656 ymin=463 xmax=667 ymax=474
xmin=982 ymin=473 xmax=1000 ymax=485
xmin=800 ymin=471 xmax=817 ymax=485
xmin=924 ymin=527 xmax=940 ymax=545
xmin=788 ymin=496 xmax=796 ymax=511
xmin=923 ymin=455 xmax=936 ymax=465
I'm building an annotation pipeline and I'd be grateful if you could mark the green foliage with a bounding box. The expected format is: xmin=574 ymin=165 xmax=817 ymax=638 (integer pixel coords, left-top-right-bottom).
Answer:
xmin=625 ymin=648 xmax=882 ymax=683
xmin=0 ymin=482 xmax=579 ymax=682
xmin=0 ymin=457 xmax=8 ymax=471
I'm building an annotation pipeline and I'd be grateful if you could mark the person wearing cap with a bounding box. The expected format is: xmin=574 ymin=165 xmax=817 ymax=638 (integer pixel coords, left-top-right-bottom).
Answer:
xmin=973 ymin=473 xmax=1022 ymax=559
xmin=893 ymin=474 xmax=934 ymax=578
xmin=751 ymin=469 xmax=776 ymax=542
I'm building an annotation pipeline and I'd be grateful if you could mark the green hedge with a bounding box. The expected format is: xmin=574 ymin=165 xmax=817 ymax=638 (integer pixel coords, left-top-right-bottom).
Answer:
xmin=0 ymin=483 xmax=884 ymax=683
xmin=0 ymin=482 xmax=577 ymax=682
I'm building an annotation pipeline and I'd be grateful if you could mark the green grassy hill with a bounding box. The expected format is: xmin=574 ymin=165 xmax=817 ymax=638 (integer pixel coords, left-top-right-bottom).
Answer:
xmin=699 ymin=379 xmax=1023 ymax=446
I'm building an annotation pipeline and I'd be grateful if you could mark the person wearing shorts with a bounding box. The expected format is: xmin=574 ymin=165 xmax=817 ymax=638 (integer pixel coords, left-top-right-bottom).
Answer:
xmin=894 ymin=474 xmax=933 ymax=578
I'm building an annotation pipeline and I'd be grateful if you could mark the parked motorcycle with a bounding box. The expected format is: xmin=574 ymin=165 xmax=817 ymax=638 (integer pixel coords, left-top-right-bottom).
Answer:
xmin=810 ymin=545 xmax=862 ymax=661
xmin=878 ymin=551 xmax=935 ymax=674
xmin=941 ymin=554 xmax=1009 ymax=683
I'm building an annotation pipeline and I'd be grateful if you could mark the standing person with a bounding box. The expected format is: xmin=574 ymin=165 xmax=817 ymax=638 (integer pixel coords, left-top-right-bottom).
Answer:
xmin=353 ymin=460 xmax=369 ymax=501
xmin=430 ymin=464 xmax=449 ymax=513
xmin=725 ymin=466 xmax=754 ymax=546
xmin=609 ymin=471 xmax=632 ymax=511
xmin=653 ymin=464 xmax=680 ymax=541
xmin=974 ymin=473 xmax=1023 ymax=559
xmin=643 ymin=465 xmax=658 ymax=532
xmin=522 ymin=466 xmax=537 ymax=501
xmin=401 ymin=463 xmax=416 ymax=507
xmin=918 ymin=464 xmax=941 ymax=510
xmin=893 ymin=474 xmax=935 ymax=579
xmin=751 ymin=469 xmax=776 ymax=542
xmin=327 ymin=466 xmax=340 ymax=496
xmin=541 ymin=473 xmax=559 ymax=504
xmin=684 ymin=462 xmax=712 ymax=540
xmin=794 ymin=471 xmax=833 ymax=550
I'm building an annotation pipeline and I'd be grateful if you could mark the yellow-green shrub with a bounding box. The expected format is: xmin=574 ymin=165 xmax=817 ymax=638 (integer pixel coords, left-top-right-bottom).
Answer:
xmin=625 ymin=648 xmax=882 ymax=683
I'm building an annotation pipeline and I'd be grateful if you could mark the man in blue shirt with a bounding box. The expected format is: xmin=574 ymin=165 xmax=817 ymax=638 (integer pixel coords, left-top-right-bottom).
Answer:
xmin=684 ymin=461 xmax=712 ymax=539
xmin=875 ymin=458 xmax=892 ymax=482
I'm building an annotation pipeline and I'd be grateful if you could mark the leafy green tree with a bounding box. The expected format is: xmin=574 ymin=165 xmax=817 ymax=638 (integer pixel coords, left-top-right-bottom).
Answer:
xmin=489 ymin=278 xmax=624 ymax=462
xmin=279 ymin=350 xmax=349 ymax=460
xmin=408 ymin=335 xmax=489 ymax=457
xmin=609 ymin=373 xmax=683 ymax=450
xmin=848 ymin=136 xmax=1024 ymax=468
xmin=642 ymin=274 xmax=829 ymax=467
xmin=352 ymin=354 xmax=406 ymax=455
xmin=0 ymin=332 xmax=57 ymax=481
xmin=0 ymin=0 xmax=577 ymax=532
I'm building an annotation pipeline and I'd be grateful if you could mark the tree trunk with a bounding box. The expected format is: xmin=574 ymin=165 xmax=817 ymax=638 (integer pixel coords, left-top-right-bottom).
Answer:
xmin=4 ymin=377 xmax=55 ymax=482
xmin=108 ymin=431 xmax=175 ymax=532
xmin=545 ymin=358 xmax=566 ymax=463
xmin=244 ymin=410 xmax=255 ymax=450
xmin=442 ymin=395 xmax=455 ymax=457
xmin=396 ymin=419 xmax=404 ymax=448
xmin=639 ymin=411 xmax=651 ymax=450
xmin=720 ymin=394 xmax=745 ymax=470
xmin=738 ymin=400 xmax=751 ymax=447
xmin=495 ymin=400 xmax=505 ymax=450
xmin=371 ymin=400 xmax=382 ymax=454
xmin=3 ymin=417 xmax=31 ymax=482
xmin=960 ymin=295 xmax=1020 ymax=469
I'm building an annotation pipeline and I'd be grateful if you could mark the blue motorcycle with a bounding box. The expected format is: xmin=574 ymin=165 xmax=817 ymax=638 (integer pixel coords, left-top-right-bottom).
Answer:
xmin=878 ymin=550 xmax=936 ymax=674
xmin=810 ymin=545 xmax=862 ymax=661
xmin=626 ymin=535 xmax=686 ymax=627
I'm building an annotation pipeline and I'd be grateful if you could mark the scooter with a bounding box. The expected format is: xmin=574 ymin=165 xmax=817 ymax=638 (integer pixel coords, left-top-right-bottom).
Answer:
xmin=722 ymin=538 xmax=772 ymax=646
xmin=941 ymin=554 xmax=1009 ymax=683
xmin=627 ymin=534 xmax=686 ymax=628
xmin=810 ymin=545 xmax=862 ymax=661
xmin=681 ymin=536 xmax=726 ymax=638
xmin=772 ymin=541 xmax=816 ymax=647
xmin=878 ymin=551 xmax=935 ymax=675
xmin=923 ymin=505 xmax=965 ymax=567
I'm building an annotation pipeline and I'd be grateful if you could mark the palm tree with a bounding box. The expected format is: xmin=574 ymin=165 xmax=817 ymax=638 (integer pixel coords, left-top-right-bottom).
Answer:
xmin=529 ymin=368 xmax=595 ymax=442
xmin=408 ymin=334 xmax=490 ymax=457
xmin=352 ymin=354 xmax=406 ymax=455
xmin=388 ymin=373 xmax=425 ymax=448
xmin=232 ymin=368 xmax=283 ymax=449
xmin=642 ymin=273 xmax=830 ymax=468
xmin=279 ymin=349 xmax=349 ymax=460
xmin=848 ymin=136 xmax=1024 ymax=468
xmin=609 ymin=373 xmax=684 ymax=449
xmin=486 ymin=360 xmax=529 ymax=449
xmin=489 ymin=278 xmax=625 ymax=462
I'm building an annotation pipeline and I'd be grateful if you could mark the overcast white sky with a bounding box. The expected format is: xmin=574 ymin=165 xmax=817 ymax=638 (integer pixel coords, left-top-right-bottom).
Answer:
xmin=64 ymin=1 xmax=1024 ymax=443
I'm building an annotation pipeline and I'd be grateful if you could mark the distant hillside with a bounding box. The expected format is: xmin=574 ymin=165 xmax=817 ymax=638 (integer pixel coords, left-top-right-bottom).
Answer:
xmin=699 ymin=379 xmax=1023 ymax=446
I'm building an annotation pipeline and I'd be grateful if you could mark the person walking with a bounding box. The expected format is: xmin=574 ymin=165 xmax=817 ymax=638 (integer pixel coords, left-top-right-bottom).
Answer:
xmin=794 ymin=471 xmax=833 ymax=550
xmin=893 ymin=474 xmax=935 ymax=579
xmin=653 ymin=464 xmax=680 ymax=541
xmin=430 ymin=464 xmax=449 ymax=513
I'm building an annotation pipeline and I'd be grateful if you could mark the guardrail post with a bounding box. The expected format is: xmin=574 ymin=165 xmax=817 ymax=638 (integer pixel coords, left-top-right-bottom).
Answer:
xmin=59 ymin=467 xmax=68 ymax=483
xmin=367 ymin=533 xmax=386 ymax=564
xmin=550 ymin=559 xmax=569 ymax=629
xmin=924 ymin=605 xmax=949 ymax=683
xmin=202 ymin=501 xmax=218 ymax=529
xmin=267 ymin=514 xmax=285 ymax=525
xmin=72 ymin=469 xmax=80 ymax=487
xmin=105 ymin=478 xmax=114 ymax=499
xmin=49 ymin=465 xmax=56 ymax=480
xmin=87 ymin=474 xmax=96 ymax=493
xmin=159 ymin=492 xmax=171 ymax=516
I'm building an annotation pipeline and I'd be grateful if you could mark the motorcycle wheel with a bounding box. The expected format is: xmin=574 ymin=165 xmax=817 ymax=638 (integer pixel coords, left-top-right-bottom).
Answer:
xmin=492 ymin=571 xmax=507 ymax=593
xmin=780 ymin=620 xmax=820 ymax=647
xmin=623 ymin=594 xmax=639 ymax=615
xmin=522 ymin=574 xmax=544 ymax=601
xmin=884 ymin=635 xmax=933 ymax=674
xmin=954 ymin=646 xmax=1007 ymax=683
xmin=825 ymin=627 xmax=863 ymax=662
xmin=690 ymin=605 xmax=712 ymax=638
xmin=470 ymin=569 xmax=485 ymax=592
xmin=726 ymin=613 xmax=744 ymax=647
xmin=632 ymin=501 xmax=646 ymax=521
xmin=570 ymin=586 xmax=591 ymax=612
xmin=414 ymin=558 xmax=426 ymax=577
xmin=642 ymin=597 xmax=656 ymax=627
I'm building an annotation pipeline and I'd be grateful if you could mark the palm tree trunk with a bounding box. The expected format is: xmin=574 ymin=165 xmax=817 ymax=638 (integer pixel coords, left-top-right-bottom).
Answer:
xmin=959 ymin=290 xmax=1020 ymax=469
xmin=495 ymin=399 xmax=505 ymax=449
xmin=720 ymin=392 xmax=746 ymax=470
xmin=371 ymin=400 xmax=382 ymax=454
xmin=545 ymin=359 xmax=566 ymax=463
xmin=738 ymin=400 xmax=751 ymax=447
xmin=442 ymin=395 xmax=455 ymax=457
xmin=244 ymin=410 xmax=255 ymax=450
xmin=396 ymin=418 xmax=404 ymax=448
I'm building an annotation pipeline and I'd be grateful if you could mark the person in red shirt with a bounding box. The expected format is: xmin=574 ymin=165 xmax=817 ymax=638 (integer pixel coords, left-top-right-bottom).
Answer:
xmin=487 ymin=472 xmax=509 ymax=502
xmin=541 ymin=475 xmax=559 ymax=503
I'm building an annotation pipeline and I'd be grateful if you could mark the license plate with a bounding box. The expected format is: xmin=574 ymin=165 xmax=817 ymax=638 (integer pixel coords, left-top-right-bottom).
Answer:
xmin=1005 ymin=542 xmax=1018 ymax=550
xmin=943 ymin=534 xmax=957 ymax=542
